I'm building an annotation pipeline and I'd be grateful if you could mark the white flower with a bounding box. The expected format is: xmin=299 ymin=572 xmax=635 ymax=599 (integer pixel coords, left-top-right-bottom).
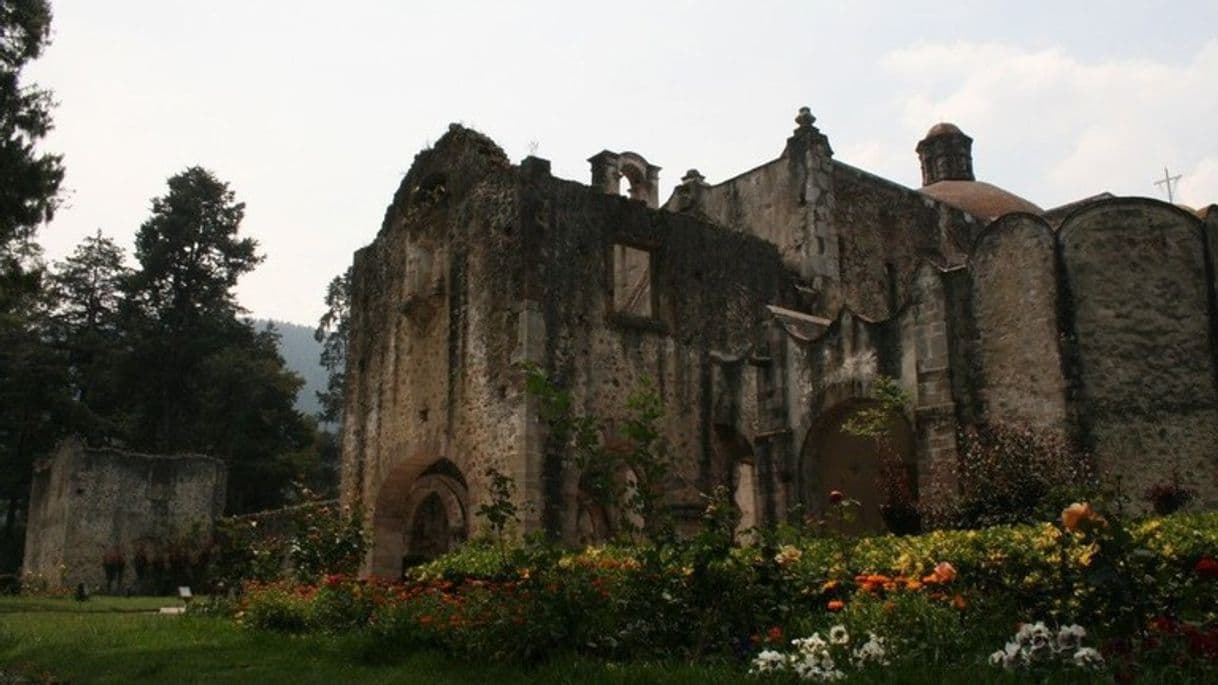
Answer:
xmin=828 ymin=625 xmax=849 ymax=645
xmin=1001 ymin=641 xmax=1022 ymax=671
xmin=1057 ymin=624 xmax=1086 ymax=651
xmin=988 ymin=650 xmax=1005 ymax=666
xmin=791 ymin=655 xmax=843 ymax=682
xmin=852 ymin=634 xmax=889 ymax=666
xmin=791 ymin=634 xmax=828 ymax=654
xmin=1072 ymin=647 xmax=1104 ymax=670
xmin=749 ymin=649 xmax=787 ymax=674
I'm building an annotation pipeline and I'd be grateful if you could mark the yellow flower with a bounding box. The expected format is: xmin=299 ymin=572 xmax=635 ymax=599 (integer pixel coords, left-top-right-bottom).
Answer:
xmin=774 ymin=545 xmax=802 ymax=568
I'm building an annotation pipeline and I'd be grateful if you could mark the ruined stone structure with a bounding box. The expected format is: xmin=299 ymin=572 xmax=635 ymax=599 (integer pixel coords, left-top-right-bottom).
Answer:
xmin=342 ymin=107 xmax=1218 ymax=576
xmin=23 ymin=440 xmax=226 ymax=591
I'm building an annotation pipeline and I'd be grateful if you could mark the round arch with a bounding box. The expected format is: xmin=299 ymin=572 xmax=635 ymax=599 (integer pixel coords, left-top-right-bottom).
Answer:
xmin=799 ymin=401 xmax=916 ymax=534
xmin=371 ymin=459 xmax=469 ymax=577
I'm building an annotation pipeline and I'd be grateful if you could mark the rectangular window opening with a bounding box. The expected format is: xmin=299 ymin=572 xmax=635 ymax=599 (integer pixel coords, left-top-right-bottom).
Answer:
xmin=612 ymin=244 xmax=653 ymax=318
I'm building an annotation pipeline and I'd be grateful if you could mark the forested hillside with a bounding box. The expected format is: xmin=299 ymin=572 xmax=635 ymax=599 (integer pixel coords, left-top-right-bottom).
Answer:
xmin=256 ymin=319 xmax=327 ymax=422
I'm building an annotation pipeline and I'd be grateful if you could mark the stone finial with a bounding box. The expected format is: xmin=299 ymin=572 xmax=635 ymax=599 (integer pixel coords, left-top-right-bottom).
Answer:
xmin=681 ymin=169 xmax=705 ymax=184
xmin=794 ymin=107 xmax=816 ymax=133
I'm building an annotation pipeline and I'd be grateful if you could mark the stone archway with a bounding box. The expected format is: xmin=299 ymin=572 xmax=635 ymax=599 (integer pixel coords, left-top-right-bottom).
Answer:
xmin=800 ymin=401 xmax=915 ymax=534
xmin=371 ymin=459 xmax=469 ymax=577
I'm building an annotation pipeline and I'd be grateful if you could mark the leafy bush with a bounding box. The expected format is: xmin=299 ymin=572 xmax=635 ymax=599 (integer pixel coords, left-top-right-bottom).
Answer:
xmin=288 ymin=501 xmax=368 ymax=583
xmin=944 ymin=423 xmax=1098 ymax=528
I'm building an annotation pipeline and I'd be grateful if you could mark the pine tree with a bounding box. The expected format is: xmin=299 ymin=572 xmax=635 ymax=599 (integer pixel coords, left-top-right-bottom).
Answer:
xmin=46 ymin=230 xmax=130 ymax=440
xmin=0 ymin=0 xmax=63 ymax=310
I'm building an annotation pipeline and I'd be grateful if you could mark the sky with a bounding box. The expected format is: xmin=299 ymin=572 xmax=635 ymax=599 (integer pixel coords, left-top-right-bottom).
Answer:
xmin=25 ymin=1 xmax=1218 ymax=325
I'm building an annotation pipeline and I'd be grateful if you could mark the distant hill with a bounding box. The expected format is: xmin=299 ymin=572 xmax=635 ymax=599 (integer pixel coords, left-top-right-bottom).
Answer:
xmin=252 ymin=319 xmax=327 ymax=421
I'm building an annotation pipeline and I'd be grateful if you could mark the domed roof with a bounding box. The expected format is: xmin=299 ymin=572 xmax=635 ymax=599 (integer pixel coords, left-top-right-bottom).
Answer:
xmin=924 ymin=122 xmax=964 ymax=138
xmin=919 ymin=179 xmax=1044 ymax=220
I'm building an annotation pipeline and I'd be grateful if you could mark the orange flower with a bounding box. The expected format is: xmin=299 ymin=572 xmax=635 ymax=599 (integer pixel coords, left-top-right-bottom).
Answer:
xmin=953 ymin=594 xmax=967 ymax=610
xmin=1062 ymin=502 xmax=1106 ymax=532
xmin=767 ymin=625 xmax=784 ymax=642
xmin=827 ymin=599 xmax=845 ymax=612
xmin=933 ymin=562 xmax=957 ymax=584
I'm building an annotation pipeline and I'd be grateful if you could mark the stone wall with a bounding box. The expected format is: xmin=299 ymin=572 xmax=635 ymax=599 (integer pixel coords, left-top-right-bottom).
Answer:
xmin=968 ymin=214 xmax=1068 ymax=430
xmin=1059 ymin=200 xmax=1218 ymax=507
xmin=23 ymin=440 xmax=226 ymax=591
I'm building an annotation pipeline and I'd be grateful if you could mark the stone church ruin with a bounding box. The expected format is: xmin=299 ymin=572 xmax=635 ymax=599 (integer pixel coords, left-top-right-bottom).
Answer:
xmin=341 ymin=106 xmax=1218 ymax=577
xmin=23 ymin=439 xmax=226 ymax=591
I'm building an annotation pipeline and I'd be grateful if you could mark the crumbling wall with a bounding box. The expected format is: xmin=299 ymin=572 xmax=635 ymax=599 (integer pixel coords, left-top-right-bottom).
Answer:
xmin=22 ymin=440 xmax=226 ymax=591
xmin=1060 ymin=200 xmax=1218 ymax=507
xmin=341 ymin=126 xmax=524 ymax=575
xmin=531 ymin=171 xmax=800 ymax=537
xmin=833 ymin=163 xmax=977 ymax=321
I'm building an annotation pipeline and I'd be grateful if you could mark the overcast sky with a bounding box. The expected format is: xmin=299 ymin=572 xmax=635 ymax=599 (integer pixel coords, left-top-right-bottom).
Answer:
xmin=26 ymin=1 xmax=1218 ymax=324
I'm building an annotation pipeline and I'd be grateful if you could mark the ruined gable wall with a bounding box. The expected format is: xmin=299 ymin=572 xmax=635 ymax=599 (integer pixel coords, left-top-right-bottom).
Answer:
xmin=968 ymin=214 xmax=1068 ymax=430
xmin=1060 ymin=200 xmax=1218 ymax=507
xmin=692 ymin=157 xmax=807 ymax=273
xmin=532 ymin=174 xmax=799 ymax=537
xmin=22 ymin=441 xmax=225 ymax=591
xmin=833 ymin=163 xmax=978 ymax=321
xmin=342 ymin=134 xmax=526 ymax=563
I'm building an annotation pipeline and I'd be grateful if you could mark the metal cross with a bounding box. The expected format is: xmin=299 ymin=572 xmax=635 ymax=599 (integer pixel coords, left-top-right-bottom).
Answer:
xmin=1154 ymin=167 xmax=1182 ymax=203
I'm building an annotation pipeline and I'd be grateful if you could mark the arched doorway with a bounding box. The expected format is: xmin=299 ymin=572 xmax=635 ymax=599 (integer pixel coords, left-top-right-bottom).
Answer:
xmin=371 ymin=459 xmax=469 ymax=577
xmin=800 ymin=402 xmax=916 ymax=534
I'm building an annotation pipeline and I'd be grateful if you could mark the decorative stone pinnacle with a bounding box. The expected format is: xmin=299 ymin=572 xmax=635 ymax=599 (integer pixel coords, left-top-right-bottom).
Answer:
xmin=795 ymin=107 xmax=816 ymax=132
xmin=682 ymin=169 xmax=705 ymax=183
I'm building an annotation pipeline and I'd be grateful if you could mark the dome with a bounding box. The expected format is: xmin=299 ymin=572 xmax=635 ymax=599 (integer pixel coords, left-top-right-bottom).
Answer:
xmin=919 ymin=179 xmax=1044 ymax=220
xmin=925 ymin=122 xmax=963 ymax=138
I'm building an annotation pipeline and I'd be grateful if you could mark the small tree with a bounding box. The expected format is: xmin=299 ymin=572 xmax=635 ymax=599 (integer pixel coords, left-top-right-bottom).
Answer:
xmin=524 ymin=364 xmax=675 ymax=542
xmin=842 ymin=375 xmax=919 ymax=534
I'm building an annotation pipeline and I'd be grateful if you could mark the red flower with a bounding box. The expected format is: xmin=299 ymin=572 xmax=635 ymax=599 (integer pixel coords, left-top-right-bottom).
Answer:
xmin=1195 ymin=557 xmax=1218 ymax=580
xmin=828 ymin=490 xmax=844 ymax=505
xmin=766 ymin=626 xmax=783 ymax=643
xmin=827 ymin=599 xmax=845 ymax=612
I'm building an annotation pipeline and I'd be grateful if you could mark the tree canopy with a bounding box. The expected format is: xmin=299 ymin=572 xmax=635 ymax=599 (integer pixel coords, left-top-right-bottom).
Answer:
xmin=0 ymin=0 xmax=62 ymax=308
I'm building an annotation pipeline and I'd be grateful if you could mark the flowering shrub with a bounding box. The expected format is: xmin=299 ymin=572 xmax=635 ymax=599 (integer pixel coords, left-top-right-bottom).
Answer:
xmin=988 ymin=621 xmax=1104 ymax=673
xmin=749 ymin=625 xmax=890 ymax=681
xmin=287 ymin=501 xmax=368 ymax=583
xmin=235 ymin=507 xmax=1218 ymax=678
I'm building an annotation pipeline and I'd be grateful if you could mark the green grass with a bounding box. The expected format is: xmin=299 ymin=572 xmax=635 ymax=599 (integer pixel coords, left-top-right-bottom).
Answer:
xmin=0 ymin=598 xmax=742 ymax=685
xmin=0 ymin=595 xmax=177 ymax=613
xmin=0 ymin=598 xmax=1201 ymax=684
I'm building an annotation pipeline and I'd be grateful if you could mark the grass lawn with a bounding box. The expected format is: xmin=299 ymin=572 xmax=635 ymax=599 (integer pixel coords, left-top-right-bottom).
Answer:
xmin=0 ymin=597 xmax=749 ymax=685
xmin=0 ymin=597 xmax=1177 ymax=684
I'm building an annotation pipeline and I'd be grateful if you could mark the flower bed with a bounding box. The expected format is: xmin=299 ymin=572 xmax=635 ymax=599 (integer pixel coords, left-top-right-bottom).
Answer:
xmin=238 ymin=508 xmax=1218 ymax=679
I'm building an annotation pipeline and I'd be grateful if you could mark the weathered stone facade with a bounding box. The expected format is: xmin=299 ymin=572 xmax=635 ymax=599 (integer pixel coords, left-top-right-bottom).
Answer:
xmin=343 ymin=109 xmax=1218 ymax=577
xmin=23 ymin=440 xmax=226 ymax=591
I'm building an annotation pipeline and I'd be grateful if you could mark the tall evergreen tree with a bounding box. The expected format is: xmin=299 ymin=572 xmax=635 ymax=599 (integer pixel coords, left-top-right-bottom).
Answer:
xmin=46 ymin=230 xmax=130 ymax=441
xmin=314 ymin=266 xmax=351 ymax=426
xmin=121 ymin=167 xmax=312 ymax=512
xmin=0 ymin=0 xmax=64 ymax=573
xmin=0 ymin=0 xmax=63 ymax=309
xmin=123 ymin=167 xmax=262 ymax=452
xmin=0 ymin=263 xmax=69 ymax=571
